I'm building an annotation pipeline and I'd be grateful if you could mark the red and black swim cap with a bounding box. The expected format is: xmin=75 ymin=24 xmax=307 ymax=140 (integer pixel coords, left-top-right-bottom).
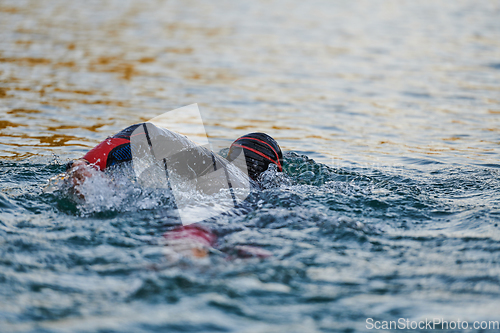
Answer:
xmin=227 ymin=132 xmax=283 ymax=180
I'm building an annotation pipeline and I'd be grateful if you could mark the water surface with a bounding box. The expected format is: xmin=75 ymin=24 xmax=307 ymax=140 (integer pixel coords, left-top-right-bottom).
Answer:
xmin=1 ymin=0 xmax=500 ymax=332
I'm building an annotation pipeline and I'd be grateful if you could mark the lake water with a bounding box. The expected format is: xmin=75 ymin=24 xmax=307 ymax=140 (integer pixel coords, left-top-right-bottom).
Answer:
xmin=1 ymin=0 xmax=500 ymax=332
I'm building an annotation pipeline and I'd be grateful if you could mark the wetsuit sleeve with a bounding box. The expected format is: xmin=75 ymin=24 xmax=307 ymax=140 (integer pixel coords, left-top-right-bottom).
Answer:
xmin=163 ymin=225 xmax=272 ymax=259
xmin=82 ymin=137 xmax=131 ymax=170
xmin=79 ymin=124 xmax=141 ymax=171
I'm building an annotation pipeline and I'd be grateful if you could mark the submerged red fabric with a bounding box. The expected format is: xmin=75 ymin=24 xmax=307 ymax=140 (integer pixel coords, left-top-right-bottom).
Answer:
xmin=163 ymin=225 xmax=217 ymax=248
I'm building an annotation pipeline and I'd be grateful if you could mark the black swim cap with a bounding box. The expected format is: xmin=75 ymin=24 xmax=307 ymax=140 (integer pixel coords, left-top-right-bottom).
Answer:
xmin=227 ymin=133 xmax=283 ymax=180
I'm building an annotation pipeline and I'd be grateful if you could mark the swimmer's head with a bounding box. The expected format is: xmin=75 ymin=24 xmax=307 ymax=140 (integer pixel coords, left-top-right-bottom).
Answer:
xmin=227 ymin=133 xmax=283 ymax=180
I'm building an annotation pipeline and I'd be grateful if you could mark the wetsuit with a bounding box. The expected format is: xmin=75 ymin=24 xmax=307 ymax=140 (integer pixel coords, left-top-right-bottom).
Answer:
xmin=67 ymin=123 xmax=245 ymax=185
xmin=67 ymin=123 xmax=281 ymax=259
xmin=66 ymin=124 xmax=138 ymax=171
xmin=68 ymin=124 xmax=284 ymax=183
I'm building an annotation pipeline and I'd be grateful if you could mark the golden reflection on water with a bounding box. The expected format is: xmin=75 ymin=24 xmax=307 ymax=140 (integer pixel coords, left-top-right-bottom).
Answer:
xmin=0 ymin=0 xmax=499 ymax=165
xmin=0 ymin=132 xmax=90 ymax=147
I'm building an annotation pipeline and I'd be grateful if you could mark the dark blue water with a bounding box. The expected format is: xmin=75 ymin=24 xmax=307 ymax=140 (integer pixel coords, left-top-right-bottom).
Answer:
xmin=2 ymin=153 xmax=500 ymax=332
xmin=1 ymin=0 xmax=500 ymax=332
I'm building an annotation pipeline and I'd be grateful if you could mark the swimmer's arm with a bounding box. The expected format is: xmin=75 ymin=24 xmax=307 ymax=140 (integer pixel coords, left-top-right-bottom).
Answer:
xmin=66 ymin=159 xmax=93 ymax=186
xmin=163 ymin=225 xmax=272 ymax=259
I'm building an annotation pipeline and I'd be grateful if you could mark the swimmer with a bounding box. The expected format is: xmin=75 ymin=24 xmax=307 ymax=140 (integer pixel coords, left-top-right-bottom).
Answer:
xmin=66 ymin=122 xmax=283 ymax=186
xmin=65 ymin=122 xmax=282 ymax=259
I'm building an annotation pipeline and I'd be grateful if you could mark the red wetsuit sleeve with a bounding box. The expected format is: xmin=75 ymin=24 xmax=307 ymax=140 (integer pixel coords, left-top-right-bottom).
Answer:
xmin=82 ymin=137 xmax=130 ymax=171
xmin=163 ymin=225 xmax=217 ymax=248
